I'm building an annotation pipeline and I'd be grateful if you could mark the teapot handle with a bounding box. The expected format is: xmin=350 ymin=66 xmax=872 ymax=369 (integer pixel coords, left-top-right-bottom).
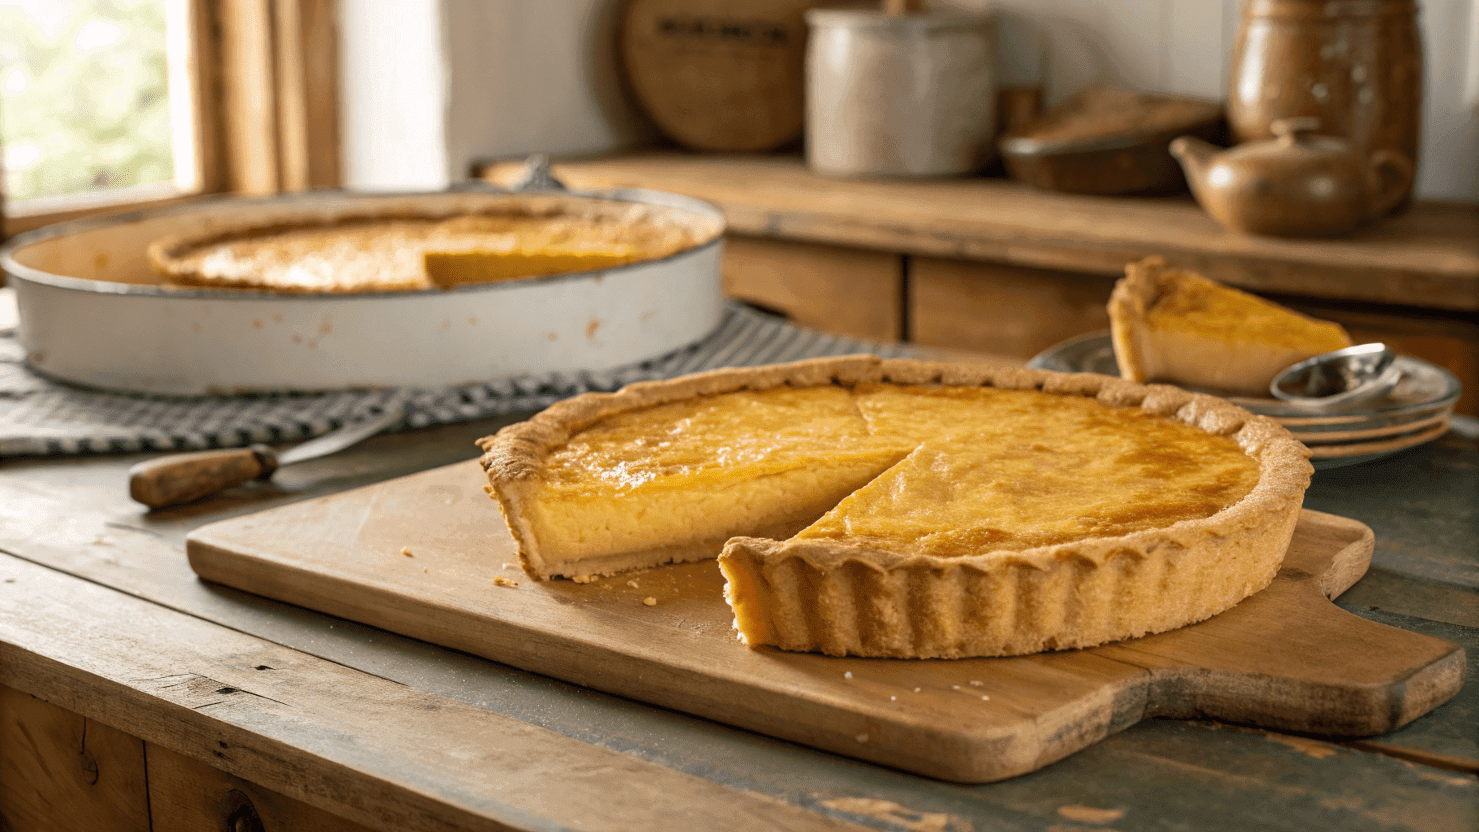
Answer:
xmin=1365 ymin=149 xmax=1414 ymax=221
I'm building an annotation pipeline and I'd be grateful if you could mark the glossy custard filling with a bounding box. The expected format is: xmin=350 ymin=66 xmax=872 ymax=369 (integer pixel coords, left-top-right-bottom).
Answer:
xmin=1144 ymin=271 xmax=1349 ymax=350
xmin=533 ymin=383 xmax=1259 ymax=561
xmin=799 ymin=385 xmax=1260 ymax=556
xmin=169 ymin=214 xmax=699 ymax=292
xmin=540 ymin=386 xmax=907 ymax=495
xmin=527 ymin=386 xmax=909 ymax=562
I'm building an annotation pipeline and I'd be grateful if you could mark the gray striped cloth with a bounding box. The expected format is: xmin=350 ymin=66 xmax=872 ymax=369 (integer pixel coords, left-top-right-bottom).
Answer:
xmin=0 ymin=303 xmax=914 ymax=458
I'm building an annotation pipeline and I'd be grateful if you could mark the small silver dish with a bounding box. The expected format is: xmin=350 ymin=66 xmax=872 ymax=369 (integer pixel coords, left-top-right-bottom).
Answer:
xmin=1269 ymin=343 xmax=1401 ymax=410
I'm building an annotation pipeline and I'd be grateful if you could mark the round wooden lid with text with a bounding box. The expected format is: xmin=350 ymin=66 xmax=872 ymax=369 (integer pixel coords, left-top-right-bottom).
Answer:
xmin=620 ymin=0 xmax=812 ymax=152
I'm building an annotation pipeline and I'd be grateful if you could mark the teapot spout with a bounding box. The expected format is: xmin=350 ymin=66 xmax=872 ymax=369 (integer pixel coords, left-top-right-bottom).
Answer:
xmin=1168 ymin=135 xmax=1219 ymax=185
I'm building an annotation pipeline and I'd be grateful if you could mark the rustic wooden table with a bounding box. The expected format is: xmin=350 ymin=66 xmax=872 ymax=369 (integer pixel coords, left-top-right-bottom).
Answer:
xmin=2 ymin=409 xmax=1477 ymax=831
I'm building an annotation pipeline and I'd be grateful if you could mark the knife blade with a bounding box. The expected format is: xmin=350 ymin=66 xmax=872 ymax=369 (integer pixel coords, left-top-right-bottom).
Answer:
xmin=128 ymin=404 xmax=407 ymax=509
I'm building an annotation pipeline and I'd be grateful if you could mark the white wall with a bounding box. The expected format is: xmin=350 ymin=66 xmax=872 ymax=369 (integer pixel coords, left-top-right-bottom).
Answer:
xmin=339 ymin=0 xmax=651 ymax=191
xmin=441 ymin=0 xmax=654 ymax=176
xmin=339 ymin=0 xmax=450 ymax=190
xmin=1419 ymin=0 xmax=1479 ymax=201
xmin=340 ymin=0 xmax=1478 ymax=202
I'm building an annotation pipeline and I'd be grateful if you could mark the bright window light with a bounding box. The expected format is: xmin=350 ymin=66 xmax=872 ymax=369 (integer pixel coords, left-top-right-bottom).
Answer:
xmin=0 ymin=0 xmax=192 ymax=206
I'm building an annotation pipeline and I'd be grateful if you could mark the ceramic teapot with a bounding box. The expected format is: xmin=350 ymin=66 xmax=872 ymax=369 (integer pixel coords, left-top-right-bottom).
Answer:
xmin=1169 ymin=117 xmax=1413 ymax=237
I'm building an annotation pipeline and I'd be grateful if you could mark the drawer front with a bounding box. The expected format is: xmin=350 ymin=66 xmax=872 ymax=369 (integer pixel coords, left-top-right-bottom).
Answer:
xmin=909 ymin=257 xmax=1117 ymax=360
xmin=723 ymin=236 xmax=903 ymax=341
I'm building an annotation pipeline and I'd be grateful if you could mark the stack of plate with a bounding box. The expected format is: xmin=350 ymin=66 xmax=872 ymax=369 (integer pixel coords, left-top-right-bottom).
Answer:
xmin=1029 ymin=332 xmax=1462 ymax=469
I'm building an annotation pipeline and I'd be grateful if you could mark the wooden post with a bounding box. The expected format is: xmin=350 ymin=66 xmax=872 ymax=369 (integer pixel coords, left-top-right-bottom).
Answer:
xmin=214 ymin=0 xmax=341 ymax=195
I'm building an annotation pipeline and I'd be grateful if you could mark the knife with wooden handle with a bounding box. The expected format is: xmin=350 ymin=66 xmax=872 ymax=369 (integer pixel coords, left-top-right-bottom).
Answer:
xmin=128 ymin=405 xmax=406 ymax=509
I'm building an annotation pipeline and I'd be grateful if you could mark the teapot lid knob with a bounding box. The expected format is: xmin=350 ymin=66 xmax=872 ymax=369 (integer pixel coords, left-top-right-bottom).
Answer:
xmin=1271 ymin=116 xmax=1322 ymax=141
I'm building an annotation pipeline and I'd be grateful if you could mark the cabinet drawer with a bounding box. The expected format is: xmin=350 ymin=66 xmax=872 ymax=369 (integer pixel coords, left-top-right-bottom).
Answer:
xmin=908 ymin=257 xmax=1118 ymax=360
xmin=148 ymin=742 xmax=375 ymax=832
xmin=723 ymin=236 xmax=902 ymax=341
xmin=0 ymin=685 xmax=149 ymax=832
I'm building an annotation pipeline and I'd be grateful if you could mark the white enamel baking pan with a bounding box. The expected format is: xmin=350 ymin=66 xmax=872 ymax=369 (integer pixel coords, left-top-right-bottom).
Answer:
xmin=0 ymin=187 xmax=725 ymax=396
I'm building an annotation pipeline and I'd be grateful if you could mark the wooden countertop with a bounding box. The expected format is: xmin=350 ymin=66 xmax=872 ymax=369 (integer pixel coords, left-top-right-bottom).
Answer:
xmin=2 ymin=405 xmax=1477 ymax=831
xmin=480 ymin=152 xmax=1479 ymax=312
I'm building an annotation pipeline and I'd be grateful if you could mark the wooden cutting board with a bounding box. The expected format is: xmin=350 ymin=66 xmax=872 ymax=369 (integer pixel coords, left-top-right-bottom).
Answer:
xmin=186 ymin=460 xmax=1465 ymax=783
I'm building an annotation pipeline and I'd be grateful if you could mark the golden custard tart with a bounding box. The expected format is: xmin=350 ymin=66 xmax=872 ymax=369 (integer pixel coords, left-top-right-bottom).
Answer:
xmin=478 ymin=356 xmax=1312 ymax=659
xmin=148 ymin=196 xmax=713 ymax=293
xmin=1109 ymin=256 xmax=1352 ymax=397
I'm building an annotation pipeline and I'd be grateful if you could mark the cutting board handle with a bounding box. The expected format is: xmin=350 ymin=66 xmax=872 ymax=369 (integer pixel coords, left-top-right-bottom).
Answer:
xmin=129 ymin=445 xmax=279 ymax=509
xmin=1100 ymin=510 xmax=1465 ymax=737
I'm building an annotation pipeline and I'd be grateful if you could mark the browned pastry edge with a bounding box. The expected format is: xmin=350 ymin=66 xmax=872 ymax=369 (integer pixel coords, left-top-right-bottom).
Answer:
xmin=1107 ymin=255 xmax=1169 ymax=383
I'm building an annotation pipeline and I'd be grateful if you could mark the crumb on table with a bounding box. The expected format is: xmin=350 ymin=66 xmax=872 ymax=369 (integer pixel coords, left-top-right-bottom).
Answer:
xmin=642 ymin=596 xmax=657 ymax=607
xmin=493 ymin=576 xmax=519 ymax=587
xmin=400 ymin=547 xmax=413 ymax=557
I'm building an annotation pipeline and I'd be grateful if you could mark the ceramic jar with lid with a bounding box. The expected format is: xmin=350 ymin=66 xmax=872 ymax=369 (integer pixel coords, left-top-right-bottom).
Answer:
xmin=1227 ymin=0 xmax=1422 ymax=214
xmin=805 ymin=7 xmax=996 ymax=177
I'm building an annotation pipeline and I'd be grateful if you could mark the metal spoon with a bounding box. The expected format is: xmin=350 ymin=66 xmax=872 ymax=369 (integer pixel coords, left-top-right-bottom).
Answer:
xmin=1269 ymin=343 xmax=1401 ymax=408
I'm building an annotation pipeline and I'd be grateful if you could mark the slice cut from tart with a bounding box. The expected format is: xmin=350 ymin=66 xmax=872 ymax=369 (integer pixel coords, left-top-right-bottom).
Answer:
xmin=422 ymin=249 xmax=640 ymax=288
xmin=1108 ymin=256 xmax=1352 ymax=397
xmin=477 ymin=355 xmax=1312 ymax=658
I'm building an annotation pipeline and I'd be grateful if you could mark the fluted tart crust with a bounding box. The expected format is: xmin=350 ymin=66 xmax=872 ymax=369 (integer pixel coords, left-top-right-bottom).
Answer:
xmin=477 ymin=355 xmax=1312 ymax=658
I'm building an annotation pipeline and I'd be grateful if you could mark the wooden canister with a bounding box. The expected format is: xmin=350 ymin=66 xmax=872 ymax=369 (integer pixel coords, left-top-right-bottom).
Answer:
xmin=620 ymin=0 xmax=813 ymax=153
xmin=1227 ymin=0 xmax=1422 ymax=211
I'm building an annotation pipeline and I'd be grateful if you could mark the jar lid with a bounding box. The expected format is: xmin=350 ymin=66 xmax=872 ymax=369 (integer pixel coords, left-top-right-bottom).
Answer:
xmin=805 ymin=8 xmax=991 ymax=33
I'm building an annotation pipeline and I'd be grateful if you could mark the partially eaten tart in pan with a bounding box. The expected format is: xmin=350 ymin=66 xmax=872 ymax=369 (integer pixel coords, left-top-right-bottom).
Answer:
xmin=148 ymin=195 xmax=715 ymax=293
xmin=1109 ymin=256 xmax=1352 ymax=397
xmin=477 ymin=356 xmax=1312 ymax=658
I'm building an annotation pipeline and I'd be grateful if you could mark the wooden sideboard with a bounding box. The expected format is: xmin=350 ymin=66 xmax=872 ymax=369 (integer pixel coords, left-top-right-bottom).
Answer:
xmin=481 ymin=153 xmax=1479 ymax=414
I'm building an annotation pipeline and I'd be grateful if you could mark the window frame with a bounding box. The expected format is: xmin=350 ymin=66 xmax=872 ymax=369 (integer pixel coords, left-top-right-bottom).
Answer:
xmin=0 ymin=0 xmax=340 ymax=242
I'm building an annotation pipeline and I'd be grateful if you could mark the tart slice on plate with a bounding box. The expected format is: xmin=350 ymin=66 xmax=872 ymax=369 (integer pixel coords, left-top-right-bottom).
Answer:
xmin=1108 ymin=256 xmax=1352 ymax=397
xmin=477 ymin=356 xmax=1312 ymax=658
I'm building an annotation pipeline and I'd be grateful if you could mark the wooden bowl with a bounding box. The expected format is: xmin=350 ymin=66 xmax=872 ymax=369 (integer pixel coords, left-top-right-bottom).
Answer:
xmin=1000 ymin=86 xmax=1223 ymax=195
